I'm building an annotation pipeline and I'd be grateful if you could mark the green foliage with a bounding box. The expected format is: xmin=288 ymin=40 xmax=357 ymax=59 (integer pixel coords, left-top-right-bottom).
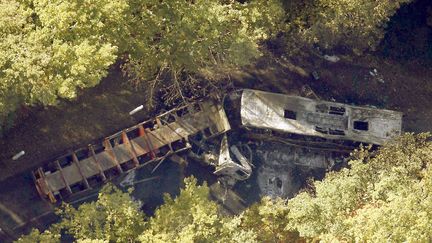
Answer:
xmin=57 ymin=184 xmax=146 ymax=242
xmin=287 ymin=133 xmax=432 ymax=242
xmin=17 ymin=178 xmax=260 ymax=243
xmin=0 ymin=0 xmax=121 ymax=124
xmin=0 ymin=0 xmax=284 ymax=125
xmin=284 ymin=0 xmax=413 ymax=54
xmin=140 ymin=177 xmax=257 ymax=243
xmin=240 ymin=197 xmax=301 ymax=242
xmin=139 ymin=177 xmax=221 ymax=242
xmin=16 ymin=229 xmax=60 ymax=243
xmin=123 ymin=0 xmax=285 ymax=104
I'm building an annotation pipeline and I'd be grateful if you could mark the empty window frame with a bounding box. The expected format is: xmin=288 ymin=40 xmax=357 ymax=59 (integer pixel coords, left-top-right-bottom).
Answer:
xmin=329 ymin=106 xmax=346 ymax=116
xmin=315 ymin=126 xmax=328 ymax=134
xmin=284 ymin=109 xmax=297 ymax=120
xmin=329 ymin=129 xmax=345 ymax=136
xmin=353 ymin=121 xmax=369 ymax=131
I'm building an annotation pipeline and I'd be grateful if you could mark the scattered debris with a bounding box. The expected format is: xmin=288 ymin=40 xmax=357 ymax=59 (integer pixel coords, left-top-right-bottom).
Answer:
xmin=255 ymin=141 xmax=345 ymax=198
xmin=323 ymin=55 xmax=340 ymax=63
xmin=369 ymin=69 xmax=385 ymax=83
xmin=369 ymin=68 xmax=378 ymax=77
xmin=311 ymin=70 xmax=320 ymax=80
xmin=12 ymin=151 xmax=25 ymax=160
xmin=120 ymin=170 xmax=137 ymax=187
xmin=209 ymin=182 xmax=246 ymax=215
xmin=300 ymin=84 xmax=320 ymax=100
xmin=129 ymin=176 xmax=160 ymax=187
xmin=188 ymin=134 xmax=253 ymax=183
xmin=129 ymin=105 xmax=144 ymax=115
xmin=213 ymin=134 xmax=252 ymax=181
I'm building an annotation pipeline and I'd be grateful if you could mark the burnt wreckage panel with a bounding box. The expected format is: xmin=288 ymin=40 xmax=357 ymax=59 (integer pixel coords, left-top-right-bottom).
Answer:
xmin=32 ymin=89 xmax=403 ymax=203
xmin=240 ymin=89 xmax=402 ymax=145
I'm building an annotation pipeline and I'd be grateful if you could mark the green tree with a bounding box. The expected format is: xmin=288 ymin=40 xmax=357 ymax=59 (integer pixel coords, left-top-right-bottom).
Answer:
xmin=0 ymin=0 xmax=126 ymax=126
xmin=287 ymin=133 xmax=432 ymax=242
xmin=15 ymin=229 xmax=60 ymax=243
xmin=283 ymin=0 xmax=413 ymax=54
xmin=16 ymin=184 xmax=146 ymax=242
xmin=239 ymin=197 xmax=302 ymax=242
xmin=140 ymin=177 xmax=257 ymax=243
xmin=123 ymin=0 xmax=284 ymax=104
xmin=1 ymin=0 xmax=284 ymax=129
xmin=57 ymin=185 xmax=146 ymax=242
xmin=17 ymin=178 xmax=259 ymax=243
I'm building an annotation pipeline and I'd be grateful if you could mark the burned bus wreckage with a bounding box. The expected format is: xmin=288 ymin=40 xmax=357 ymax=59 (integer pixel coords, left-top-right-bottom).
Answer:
xmin=32 ymin=89 xmax=403 ymax=203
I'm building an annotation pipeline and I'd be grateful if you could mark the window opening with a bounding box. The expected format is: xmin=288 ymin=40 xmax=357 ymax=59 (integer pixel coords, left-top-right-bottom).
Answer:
xmin=315 ymin=126 xmax=328 ymax=134
xmin=284 ymin=110 xmax=297 ymax=120
xmin=353 ymin=121 xmax=369 ymax=131
xmin=329 ymin=129 xmax=345 ymax=136
xmin=329 ymin=106 xmax=346 ymax=116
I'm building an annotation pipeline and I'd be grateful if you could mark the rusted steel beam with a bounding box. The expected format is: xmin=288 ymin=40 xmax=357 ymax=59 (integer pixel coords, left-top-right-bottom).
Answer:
xmin=138 ymin=125 xmax=156 ymax=159
xmin=38 ymin=168 xmax=57 ymax=203
xmin=71 ymin=152 xmax=90 ymax=189
xmin=55 ymin=160 xmax=72 ymax=194
xmin=103 ymin=139 xmax=123 ymax=173
xmin=121 ymin=131 xmax=139 ymax=167
xmin=36 ymin=168 xmax=56 ymax=203
xmin=88 ymin=145 xmax=107 ymax=181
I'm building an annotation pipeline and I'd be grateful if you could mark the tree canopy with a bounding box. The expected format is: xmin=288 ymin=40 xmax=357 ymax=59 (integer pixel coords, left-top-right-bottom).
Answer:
xmin=287 ymin=133 xmax=432 ymax=241
xmin=0 ymin=0 xmax=284 ymax=129
xmin=123 ymin=0 xmax=284 ymax=104
xmin=0 ymin=0 xmax=123 ymax=126
xmin=17 ymin=178 xmax=261 ymax=242
xmin=283 ymin=0 xmax=413 ymax=54
xmin=139 ymin=177 xmax=257 ymax=243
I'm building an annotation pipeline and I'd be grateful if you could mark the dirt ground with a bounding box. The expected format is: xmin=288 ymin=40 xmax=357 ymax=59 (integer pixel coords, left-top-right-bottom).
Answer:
xmin=1 ymin=52 xmax=432 ymax=182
